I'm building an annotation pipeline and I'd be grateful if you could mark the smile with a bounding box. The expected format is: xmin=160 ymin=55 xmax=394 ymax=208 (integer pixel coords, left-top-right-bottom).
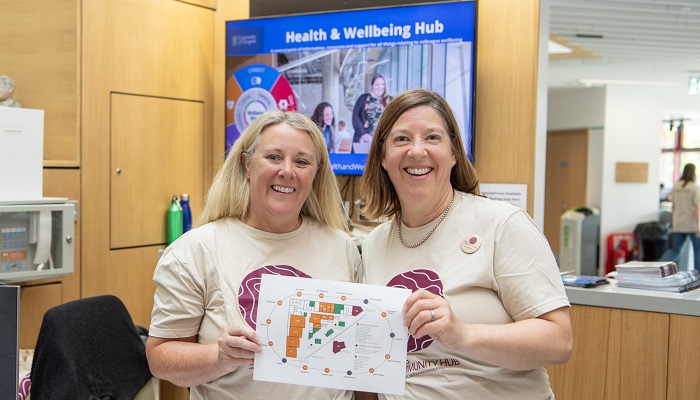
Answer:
xmin=272 ymin=185 xmax=295 ymax=194
xmin=405 ymin=167 xmax=432 ymax=176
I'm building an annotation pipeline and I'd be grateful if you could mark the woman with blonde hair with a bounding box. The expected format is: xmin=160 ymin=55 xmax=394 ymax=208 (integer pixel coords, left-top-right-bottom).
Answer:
xmin=147 ymin=110 xmax=361 ymax=399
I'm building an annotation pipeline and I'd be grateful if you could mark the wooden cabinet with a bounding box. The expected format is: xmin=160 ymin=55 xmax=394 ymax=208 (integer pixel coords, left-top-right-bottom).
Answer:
xmin=547 ymin=305 xmax=698 ymax=400
xmin=5 ymin=0 xmax=216 ymax=339
xmin=109 ymin=94 xmax=204 ymax=249
xmin=0 ymin=0 xmax=80 ymax=166
xmin=80 ymin=0 xmax=214 ymax=326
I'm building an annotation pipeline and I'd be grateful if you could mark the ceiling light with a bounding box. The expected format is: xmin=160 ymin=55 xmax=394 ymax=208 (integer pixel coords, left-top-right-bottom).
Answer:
xmin=578 ymin=79 xmax=679 ymax=87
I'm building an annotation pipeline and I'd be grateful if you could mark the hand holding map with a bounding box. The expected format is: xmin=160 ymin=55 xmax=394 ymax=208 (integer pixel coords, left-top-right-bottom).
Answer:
xmin=253 ymin=274 xmax=410 ymax=395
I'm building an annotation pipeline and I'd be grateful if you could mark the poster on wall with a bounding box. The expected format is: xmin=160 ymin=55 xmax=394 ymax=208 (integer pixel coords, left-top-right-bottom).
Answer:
xmin=226 ymin=1 xmax=476 ymax=175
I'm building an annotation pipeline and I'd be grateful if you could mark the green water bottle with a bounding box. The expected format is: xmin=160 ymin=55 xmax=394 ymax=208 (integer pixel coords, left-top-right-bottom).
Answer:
xmin=167 ymin=195 xmax=183 ymax=245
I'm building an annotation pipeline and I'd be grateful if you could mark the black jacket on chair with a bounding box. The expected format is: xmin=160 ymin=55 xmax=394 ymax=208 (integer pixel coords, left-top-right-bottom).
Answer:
xmin=30 ymin=295 xmax=152 ymax=400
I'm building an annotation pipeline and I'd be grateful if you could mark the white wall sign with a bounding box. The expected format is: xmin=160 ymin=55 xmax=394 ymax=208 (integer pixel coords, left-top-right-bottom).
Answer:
xmin=480 ymin=183 xmax=528 ymax=211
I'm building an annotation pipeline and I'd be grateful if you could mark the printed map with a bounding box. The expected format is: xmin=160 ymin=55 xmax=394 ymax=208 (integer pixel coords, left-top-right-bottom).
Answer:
xmin=254 ymin=274 xmax=410 ymax=394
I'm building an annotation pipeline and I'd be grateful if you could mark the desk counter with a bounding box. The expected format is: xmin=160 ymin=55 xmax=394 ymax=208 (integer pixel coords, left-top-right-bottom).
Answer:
xmin=565 ymin=281 xmax=700 ymax=317
xmin=549 ymin=281 xmax=700 ymax=399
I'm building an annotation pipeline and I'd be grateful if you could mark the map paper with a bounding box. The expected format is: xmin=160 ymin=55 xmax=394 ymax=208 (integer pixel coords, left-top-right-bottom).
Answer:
xmin=253 ymin=274 xmax=411 ymax=395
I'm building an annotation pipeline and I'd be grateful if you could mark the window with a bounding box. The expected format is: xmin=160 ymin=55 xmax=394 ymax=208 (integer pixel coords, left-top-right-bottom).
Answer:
xmin=660 ymin=119 xmax=700 ymax=191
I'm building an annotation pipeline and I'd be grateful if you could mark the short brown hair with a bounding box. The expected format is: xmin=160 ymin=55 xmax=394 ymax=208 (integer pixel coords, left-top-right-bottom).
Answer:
xmin=359 ymin=89 xmax=480 ymax=220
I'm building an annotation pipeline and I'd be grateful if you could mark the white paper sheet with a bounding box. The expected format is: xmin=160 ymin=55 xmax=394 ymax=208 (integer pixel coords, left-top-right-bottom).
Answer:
xmin=253 ymin=274 xmax=411 ymax=395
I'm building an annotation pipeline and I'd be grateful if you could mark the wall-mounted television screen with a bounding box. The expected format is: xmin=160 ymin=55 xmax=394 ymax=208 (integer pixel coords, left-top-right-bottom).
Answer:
xmin=226 ymin=0 xmax=476 ymax=175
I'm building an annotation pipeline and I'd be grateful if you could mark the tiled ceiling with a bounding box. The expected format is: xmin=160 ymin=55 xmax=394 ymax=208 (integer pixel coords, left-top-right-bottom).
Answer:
xmin=548 ymin=0 xmax=700 ymax=90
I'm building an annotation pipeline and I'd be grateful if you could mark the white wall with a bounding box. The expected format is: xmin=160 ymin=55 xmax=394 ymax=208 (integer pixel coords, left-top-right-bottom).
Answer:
xmin=546 ymin=86 xmax=666 ymax=273
xmin=661 ymin=85 xmax=700 ymax=116
xmin=600 ymin=86 xmax=663 ymax=271
xmin=548 ymin=87 xmax=605 ymax=130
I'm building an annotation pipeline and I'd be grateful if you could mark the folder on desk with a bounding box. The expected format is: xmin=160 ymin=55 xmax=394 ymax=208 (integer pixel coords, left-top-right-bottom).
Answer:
xmin=562 ymin=275 xmax=609 ymax=288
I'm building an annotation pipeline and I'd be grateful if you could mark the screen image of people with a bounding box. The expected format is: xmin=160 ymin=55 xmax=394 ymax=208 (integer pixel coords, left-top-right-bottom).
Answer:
xmin=225 ymin=2 xmax=475 ymax=176
xmin=227 ymin=47 xmax=473 ymax=175
xmin=284 ymin=44 xmax=471 ymax=158
xmin=311 ymin=101 xmax=336 ymax=152
xmin=352 ymin=73 xmax=393 ymax=147
xmin=309 ymin=101 xmax=352 ymax=154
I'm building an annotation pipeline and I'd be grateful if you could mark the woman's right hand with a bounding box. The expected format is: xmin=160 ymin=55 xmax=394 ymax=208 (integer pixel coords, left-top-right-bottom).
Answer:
xmin=217 ymin=325 xmax=263 ymax=368
xmin=402 ymin=289 xmax=466 ymax=350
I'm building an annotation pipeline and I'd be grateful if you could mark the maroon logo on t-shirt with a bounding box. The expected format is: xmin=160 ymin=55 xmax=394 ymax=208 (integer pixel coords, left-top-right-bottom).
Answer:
xmin=238 ymin=265 xmax=311 ymax=329
xmin=386 ymin=269 xmax=443 ymax=352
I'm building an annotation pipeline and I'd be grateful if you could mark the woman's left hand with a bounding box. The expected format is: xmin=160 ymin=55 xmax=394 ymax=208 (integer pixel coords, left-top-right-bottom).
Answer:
xmin=403 ymin=289 xmax=466 ymax=350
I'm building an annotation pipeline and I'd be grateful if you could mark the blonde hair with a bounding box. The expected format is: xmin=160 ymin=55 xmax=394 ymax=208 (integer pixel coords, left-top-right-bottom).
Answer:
xmin=196 ymin=110 xmax=349 ymax=232
xmin=360 ymin=89 xmax=480 ymax=220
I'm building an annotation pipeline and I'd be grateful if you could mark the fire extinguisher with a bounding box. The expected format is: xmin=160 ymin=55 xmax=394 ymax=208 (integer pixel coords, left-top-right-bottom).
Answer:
xmin=613 ymin=239 xmax=629 ymax=266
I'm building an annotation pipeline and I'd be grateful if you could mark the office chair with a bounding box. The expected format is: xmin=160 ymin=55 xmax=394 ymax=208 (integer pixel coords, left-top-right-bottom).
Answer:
xmin=29 ymin=295 xmax=154 ymax=400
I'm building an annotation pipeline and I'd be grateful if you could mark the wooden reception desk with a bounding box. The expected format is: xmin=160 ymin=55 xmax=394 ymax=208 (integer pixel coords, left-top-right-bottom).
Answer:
xmin=545 ymin=283 xmax=700 ymax=400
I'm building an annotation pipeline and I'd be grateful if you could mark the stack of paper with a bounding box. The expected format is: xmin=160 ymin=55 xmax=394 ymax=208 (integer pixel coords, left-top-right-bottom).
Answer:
xmin=614 ymin=261 xmax=700 ymax=293
xmin=615 ymin=260 xmax=678 ymax=277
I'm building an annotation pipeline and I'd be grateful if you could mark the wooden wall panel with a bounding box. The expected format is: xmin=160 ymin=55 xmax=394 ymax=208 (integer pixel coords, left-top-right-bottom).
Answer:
xmin=547 ymin=305 xmax=612 ymax=399
xmin=667 ymin=315 xmax=700 ymax=400
xmin=214 ymin=0 xmax=249 ymax=166
xmin=178 ymin=0 xmax=216 ymax=10
xmin=81 ymin=0 xmax=214 ymax=326
xmin=19 ymin=283 xmax=62 ymax=349
xmin=546 ymin=305 xmax=669 ymax=400
xmin=0 ymin=0 xmax=80 ymax=166
xmin=618 ymin=309 xmax=668 ymax=399
xmin=474 ymin=0 xmax=541 ymax=215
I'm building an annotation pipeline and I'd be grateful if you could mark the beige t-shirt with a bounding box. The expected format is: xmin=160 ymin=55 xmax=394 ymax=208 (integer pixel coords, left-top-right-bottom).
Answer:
xmin=150 ymin=217 xmax=361 ymax=400
xmin=671 ymin=180 xmax=700 ymax=232
xmin=361 ymin=192 xmax=570 ymax=399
